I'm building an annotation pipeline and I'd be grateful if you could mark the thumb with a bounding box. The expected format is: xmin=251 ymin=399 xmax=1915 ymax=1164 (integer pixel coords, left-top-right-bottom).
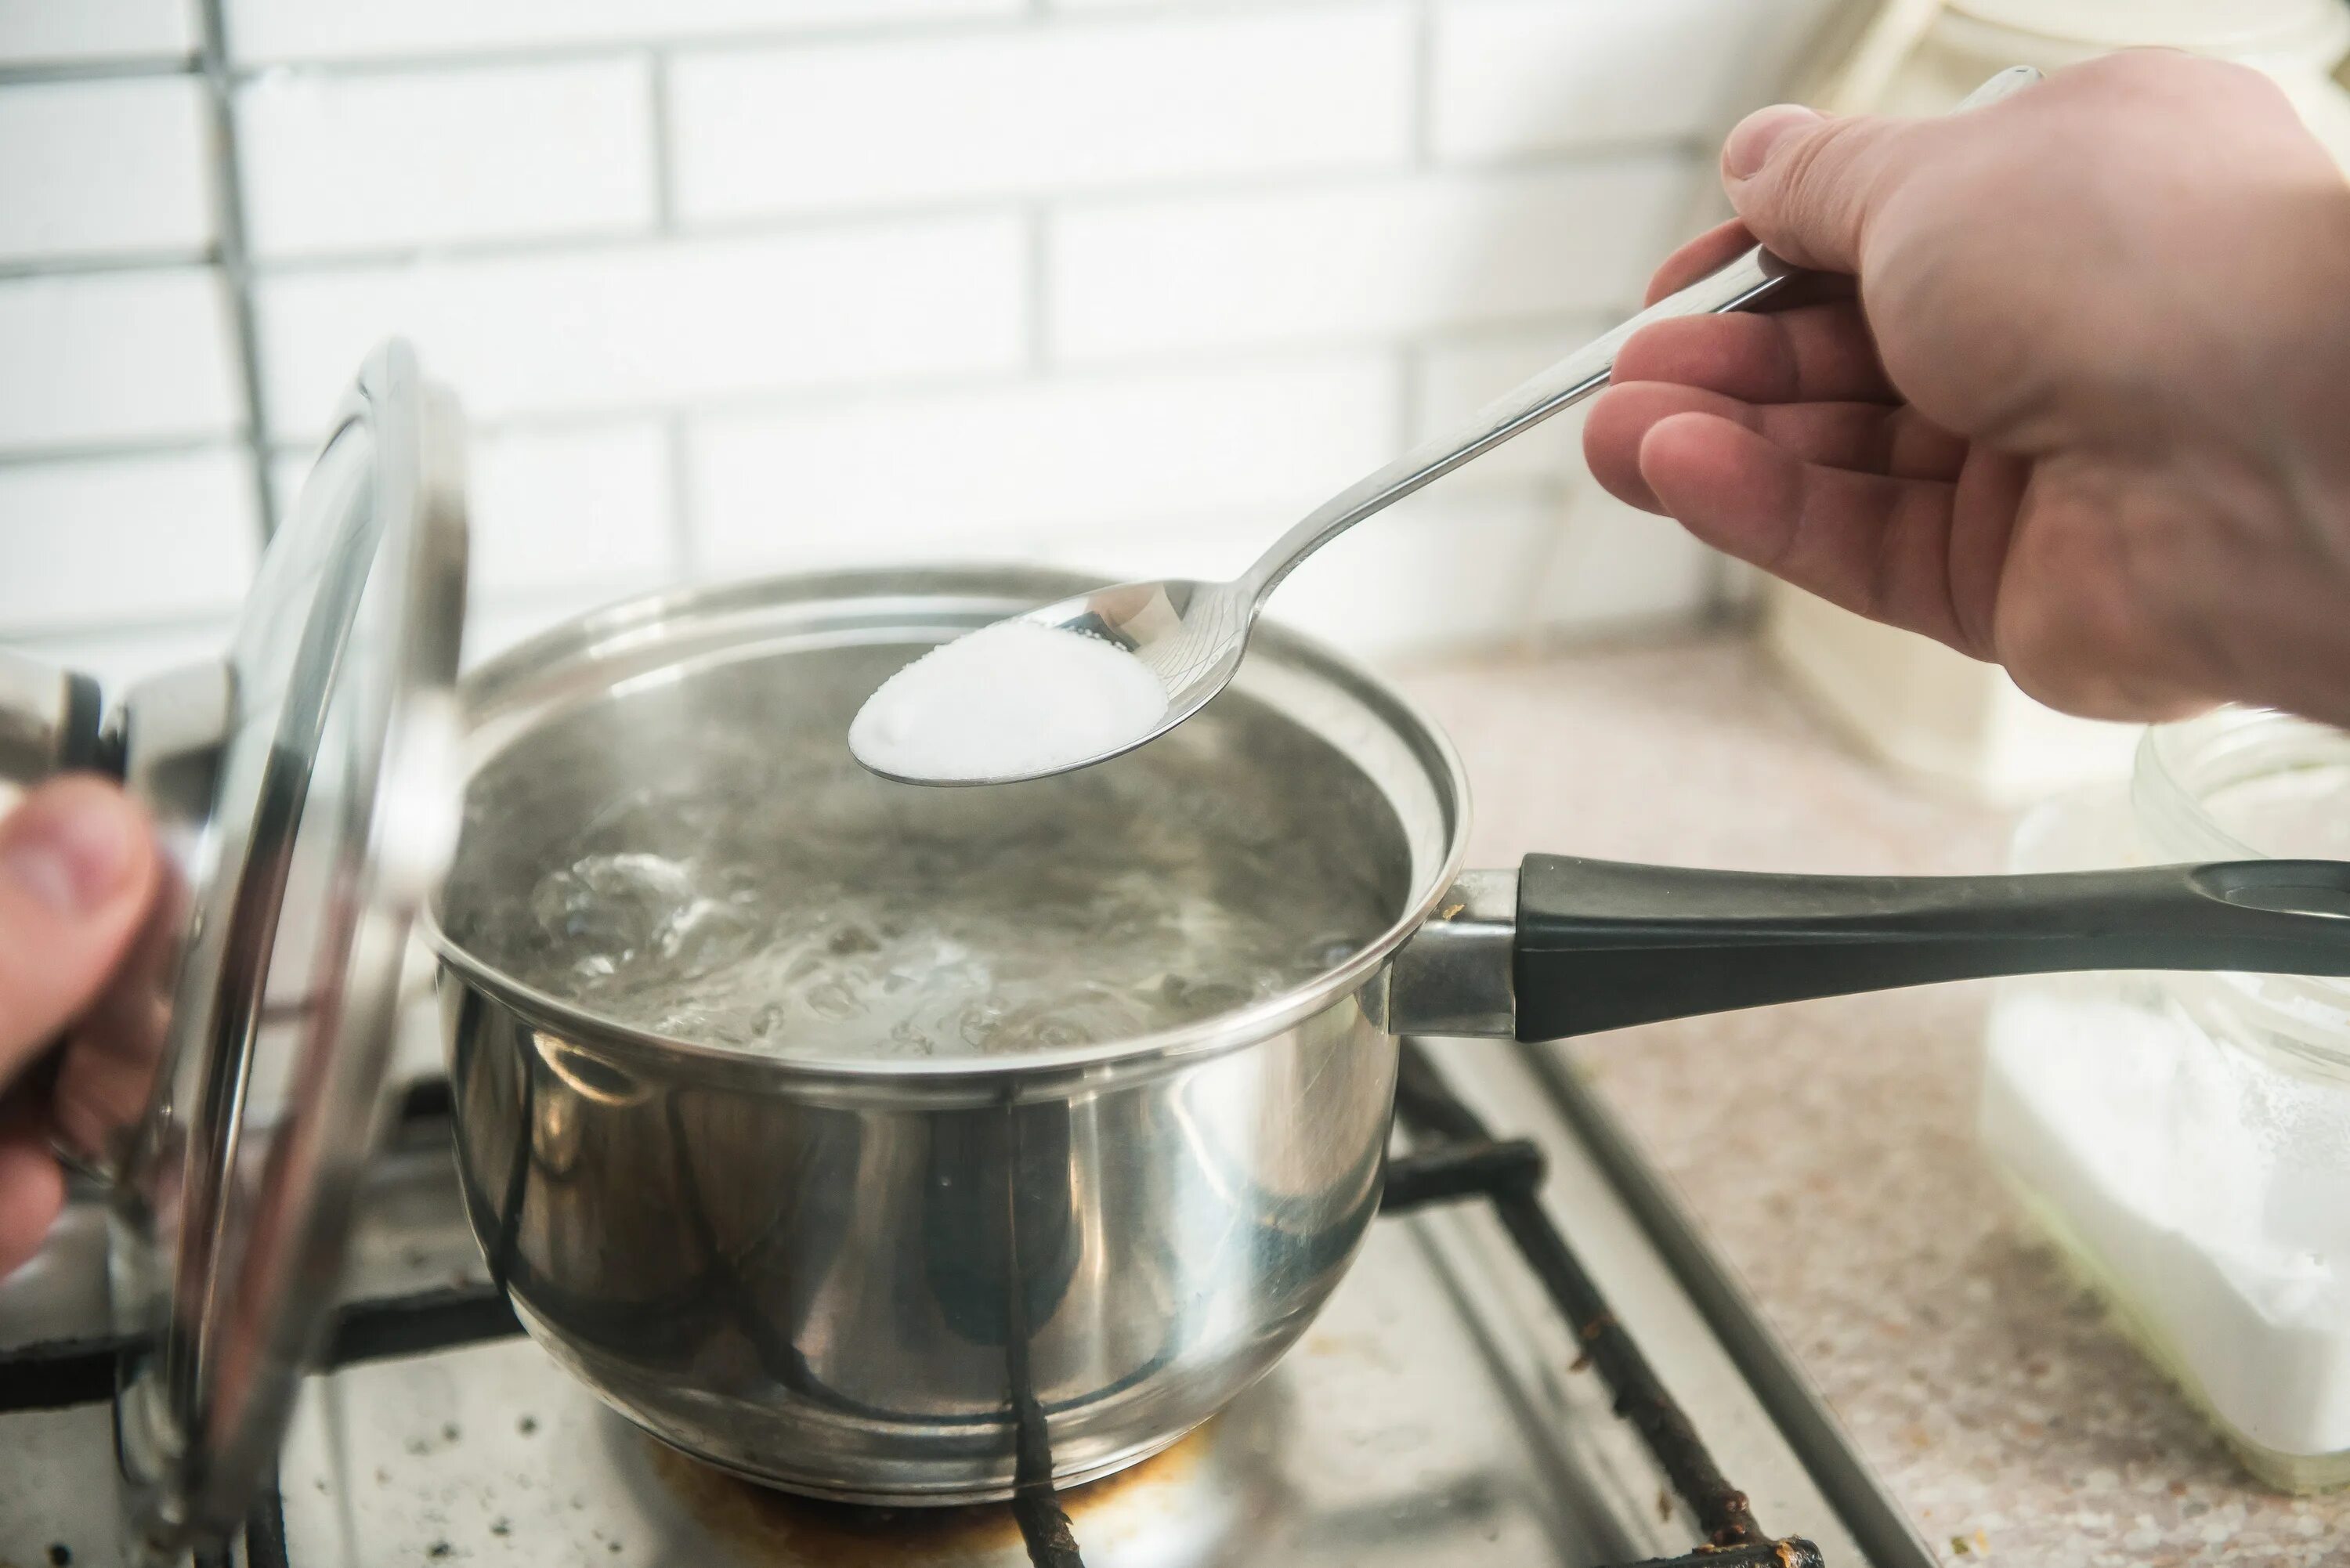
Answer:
xmin=0 ymin=777 xmax=157 ymax=1086
xmin=1720 ymin=104 xmax=1922 ymax=275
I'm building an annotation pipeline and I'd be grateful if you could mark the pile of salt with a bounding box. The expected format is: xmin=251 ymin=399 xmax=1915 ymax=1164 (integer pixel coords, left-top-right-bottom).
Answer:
xmin=849 ymin=620 xmax=1168 ymax=783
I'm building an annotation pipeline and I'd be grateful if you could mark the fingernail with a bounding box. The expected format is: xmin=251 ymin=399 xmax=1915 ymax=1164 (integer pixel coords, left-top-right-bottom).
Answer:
xmin=2 ymin=791 xmax=133 ymax=916
xmin=1724 ymin=104 xmax=1820 ymax=180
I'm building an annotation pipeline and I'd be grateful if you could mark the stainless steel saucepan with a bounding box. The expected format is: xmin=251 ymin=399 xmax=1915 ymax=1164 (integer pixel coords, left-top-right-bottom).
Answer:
xmin=8 ymin=349 xmax=2350 ymax=1556
xmin=419 ymin=564 xmax=2350 ymax=1506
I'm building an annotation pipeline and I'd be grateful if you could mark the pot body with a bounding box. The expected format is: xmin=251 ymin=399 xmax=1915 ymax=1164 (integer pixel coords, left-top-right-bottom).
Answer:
xmin=428 ymin=565 xmax=1469 ymax=1503
xmin=442 ymin=966 xmax=1397 ymax=1502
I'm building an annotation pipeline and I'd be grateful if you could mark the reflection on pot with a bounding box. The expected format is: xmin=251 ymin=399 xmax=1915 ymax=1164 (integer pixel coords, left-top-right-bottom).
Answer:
xmin=447 ymin=980 xmax=1390 ymax=1501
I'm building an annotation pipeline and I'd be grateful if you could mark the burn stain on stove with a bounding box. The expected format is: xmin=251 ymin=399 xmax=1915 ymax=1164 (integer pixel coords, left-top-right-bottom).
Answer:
xmin=643 ymin=1420 xmax=1220 ymax=1566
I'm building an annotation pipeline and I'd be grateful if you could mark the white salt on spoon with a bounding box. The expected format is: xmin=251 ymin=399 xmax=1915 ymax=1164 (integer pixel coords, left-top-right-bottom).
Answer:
xmin=849 ymin=620 xmax=1169 ymax=785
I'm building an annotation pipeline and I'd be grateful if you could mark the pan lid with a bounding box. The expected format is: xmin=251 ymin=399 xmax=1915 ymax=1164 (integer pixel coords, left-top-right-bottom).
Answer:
xmin=107 ymin=339 xmax=468 ymax=1555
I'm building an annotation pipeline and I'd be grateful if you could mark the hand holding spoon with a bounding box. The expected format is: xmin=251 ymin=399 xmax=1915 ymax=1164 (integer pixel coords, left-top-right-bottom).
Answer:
xmin=853 ymin=67 xmax=2043 ymax=788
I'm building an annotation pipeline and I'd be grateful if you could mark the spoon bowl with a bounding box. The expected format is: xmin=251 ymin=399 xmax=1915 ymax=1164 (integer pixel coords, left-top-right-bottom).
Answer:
xmin=853 ymin=576 xmax=1249 ymax=786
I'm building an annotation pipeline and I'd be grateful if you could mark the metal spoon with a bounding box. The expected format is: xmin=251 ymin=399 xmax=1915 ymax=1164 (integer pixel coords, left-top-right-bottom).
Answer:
xmin=859 ymin=66 xmax=2043 ymax=787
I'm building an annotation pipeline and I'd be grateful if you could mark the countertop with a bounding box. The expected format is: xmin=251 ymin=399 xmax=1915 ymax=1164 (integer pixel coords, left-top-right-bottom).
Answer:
xmin=1391 ymin=634 xmax=2345 ymax=1568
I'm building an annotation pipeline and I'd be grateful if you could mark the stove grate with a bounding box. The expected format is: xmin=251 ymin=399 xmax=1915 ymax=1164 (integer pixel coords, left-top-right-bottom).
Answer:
xmin=5 ymin=1050 xmax=1823 ymax=1568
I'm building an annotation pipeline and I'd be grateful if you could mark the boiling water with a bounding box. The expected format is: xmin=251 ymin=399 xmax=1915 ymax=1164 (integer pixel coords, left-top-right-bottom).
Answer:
xmin=440 ymin=642 xmax=1408 ymax=1061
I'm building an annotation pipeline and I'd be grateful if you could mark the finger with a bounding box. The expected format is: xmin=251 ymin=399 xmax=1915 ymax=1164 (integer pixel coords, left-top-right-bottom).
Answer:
xmin=1613 ymin=303 xmax=1895 ymax=405
xmin=1721 ymin=105 xmax=1926 ymax=274
xmin=1643 ymin=219 xmax=1756 ymax=305
xmin=0 ymin=777 xmax=159 ymax=1086
xmin=0 ymin=1104 xmax=65 ymax=1279
xmin=1636 ymin=410 xmax=1976 ymax=652
xmin=1590 ymin=383 xmax=1965 ymax=508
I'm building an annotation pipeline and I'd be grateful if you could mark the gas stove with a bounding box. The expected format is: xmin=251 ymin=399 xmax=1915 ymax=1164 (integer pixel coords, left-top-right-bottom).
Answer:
xmin=1 ymin=1038 xmax=1934 ymax=1567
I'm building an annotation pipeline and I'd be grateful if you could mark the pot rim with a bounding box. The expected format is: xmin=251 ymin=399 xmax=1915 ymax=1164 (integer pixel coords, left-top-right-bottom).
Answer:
xmin=421 ymin=565 xmax=1474 ymax=1087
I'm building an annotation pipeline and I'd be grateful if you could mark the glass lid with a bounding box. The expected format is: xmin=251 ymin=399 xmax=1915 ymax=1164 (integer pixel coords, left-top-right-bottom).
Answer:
xmin=109 ymin=339 xmax=468 ymax=1555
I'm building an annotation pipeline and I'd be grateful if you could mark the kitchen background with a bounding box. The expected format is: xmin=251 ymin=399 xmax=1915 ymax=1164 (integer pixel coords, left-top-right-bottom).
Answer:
xmin=0 ymin=0 xmax=1840 ymax=693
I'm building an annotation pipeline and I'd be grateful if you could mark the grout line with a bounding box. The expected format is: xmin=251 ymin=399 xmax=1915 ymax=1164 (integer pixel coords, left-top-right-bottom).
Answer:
xmin=0 ymin=433 xmax=248 ymax=469
xmin=0 ymin=56 xmax=198 ymax=87
xmin=251 ymin=317 xmax=1621 ymax=450
xmin=222 ymin=136 xmax=1697 ymax=279
xmin=1 ymin=605 xmax=247 ymax=646
xmin=0 ymin=249 xmax=218 ymax=281
xmin=204 ymin=0 xmax=1380 ymax=80
xmin=663 ymin=414 xmax=697 ymax=577
xmin=196 ymin=0 xmax=279 ymax=540
xmin=646 ymin=49 xmax=679 ymax=233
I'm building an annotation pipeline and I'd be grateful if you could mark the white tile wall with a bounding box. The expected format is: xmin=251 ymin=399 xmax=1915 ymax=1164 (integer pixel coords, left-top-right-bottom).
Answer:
xmin=0 ymin=450 xmax=255 ymax=634
xmin=1532 ymin=474 xmax=1718 ymax=630
xmin=1414 ymin=321 xmax=1603 ymax=480
xmin=0 ymin=269 xmax=240 ymax=452
xmin=690 ymin=356 xmax=1397 ymax=569
xmin=1021 ymin=475 xmax=1567 ymax=656
xmin=224 ymin=0 xmax=1018 ymax=65
xmin=5 ymin=622 xmax=238 ymax=692
xmin=4 ymin=0 xmax=1813 ymax=667
xmin=255 ymin=219 xmax=1027 ymax=436
xmin=237 ymin=60 xmax=657 ymax=258
xmin=465 ymin=422 xmax=679 ymax=595
xmin=1278 ymin=479 xmax=1564 ymax=653
xmin=1432 ymin=0 xmax=1788 ymax=157
xmin=0 ymin=0 xmax=193 ymax=67
xmin=0 ymin=79 xmax=212 ymax=264
xmin=671 ymin=8 xmax=1413 ymax=221
xmin=1050 ymin=159 xmax=1692 ymax=363
xmin=269 ymin=420 xmax=678 ymax=598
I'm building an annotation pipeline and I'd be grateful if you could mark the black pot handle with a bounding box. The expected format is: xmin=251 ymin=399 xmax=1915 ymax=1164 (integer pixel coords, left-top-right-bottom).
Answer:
xmin=1513 ymin=854 xmax=2350 ymax=1042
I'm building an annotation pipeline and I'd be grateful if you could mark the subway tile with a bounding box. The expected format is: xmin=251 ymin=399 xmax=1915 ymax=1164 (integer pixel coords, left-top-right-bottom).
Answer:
xmin=0 ymin=449 xmax=258 ymax=638
xmin=0 ymin=0 xmax=193 ymax=66
xmin=225 ymin=0 xmax=1018 ymax=66
xmin=0 ymin=79 xmax=212 ymax=264
xmin=255 ymin=218 xmax=1026 ymax=438
xmin=1432 ymin=0 xmax=1780 ymax=158
xmin=239 ymin=60 xmax=656 ymax=259
xmin=0 ymin=268 xmax=241 ymax=452
xmin=465 ymin=421 xmax=677 ymax=594
xmin=1415 ymin=322 xmax=1611 ymax=481
xmin=671 ymin=7 xmax=1410 ymax=221
xmin=1025 ymin=477 xmax=1564 ymax=659
xmin=1050 ymin=158 xmax=1695 ymax=361
xmin=1529 ymin=477 xmax=1715 ymax=633
xmin=687 ymin=356 xmax=1397 ymax=571
xmin=5 ymin=621 xmax=239 ymax=694
xmin=1283 ymin=483 xmax=1558 ymax=656
xmin=271 ymin=419 xmax=677 ymax=600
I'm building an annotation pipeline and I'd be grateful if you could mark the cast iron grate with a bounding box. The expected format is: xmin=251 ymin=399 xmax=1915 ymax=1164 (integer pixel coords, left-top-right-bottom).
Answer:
xmin=5 ymin=1054 xmax=1823 ymax=1568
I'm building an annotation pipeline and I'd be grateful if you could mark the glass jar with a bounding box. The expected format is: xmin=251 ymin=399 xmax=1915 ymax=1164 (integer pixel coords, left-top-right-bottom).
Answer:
xmin=1979 ymin=708 xmax=2350 ymax=1492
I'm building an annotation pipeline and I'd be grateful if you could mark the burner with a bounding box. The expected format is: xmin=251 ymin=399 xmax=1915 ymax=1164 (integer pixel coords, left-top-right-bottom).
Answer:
xmin=642 ymin=1395 xmax=1279 ymax=1567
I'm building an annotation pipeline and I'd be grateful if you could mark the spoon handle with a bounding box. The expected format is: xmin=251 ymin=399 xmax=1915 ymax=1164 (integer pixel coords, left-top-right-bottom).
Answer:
xmin=1239 ymin=63 xmax=2043 ymax=605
